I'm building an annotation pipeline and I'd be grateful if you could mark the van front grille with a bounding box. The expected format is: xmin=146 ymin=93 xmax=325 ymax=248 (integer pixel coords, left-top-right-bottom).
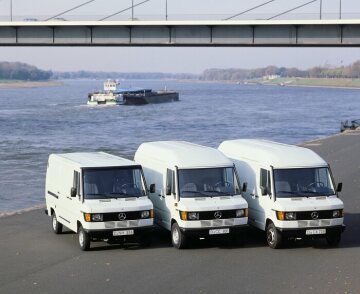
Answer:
xmin=200 ymin=218 xmax=236 ymax=227
xmin=104 ymin=220 xmax=141 ymax=228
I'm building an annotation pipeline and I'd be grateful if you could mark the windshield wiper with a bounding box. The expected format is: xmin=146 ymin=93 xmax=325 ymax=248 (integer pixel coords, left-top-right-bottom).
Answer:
xmin=181 ymin=190 xmax=211 ymax=197
xmin=86 ymin=193 xmax=111 ymax=199
xmin=202 ymin=190 xmax=230 ymax=196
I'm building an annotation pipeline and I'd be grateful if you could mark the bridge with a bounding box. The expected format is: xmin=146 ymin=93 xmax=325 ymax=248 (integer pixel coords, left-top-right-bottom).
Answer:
xmin=0 ymin=19 xmax=360 ymax=47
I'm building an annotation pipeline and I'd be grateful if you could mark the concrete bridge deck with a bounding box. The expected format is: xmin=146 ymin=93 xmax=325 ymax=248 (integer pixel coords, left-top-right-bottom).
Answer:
xmin=1 ymin=19 xmax=360 ymax=46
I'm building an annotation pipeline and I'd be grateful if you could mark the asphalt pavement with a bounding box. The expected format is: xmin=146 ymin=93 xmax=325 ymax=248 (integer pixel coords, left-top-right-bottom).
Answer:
xmin=1 ymin=131 xmax=360 ymax=294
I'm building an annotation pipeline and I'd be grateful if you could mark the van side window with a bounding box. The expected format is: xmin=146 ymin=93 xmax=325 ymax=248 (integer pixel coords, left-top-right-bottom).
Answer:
xmin=260 ymin=169 xmax=268 ymax=189
xmin=73 ymin=171 xmax=80 ymax=196
xmin=260 ymin=169 xmax=272 ymax=195
xmin=166 ymin=169 xmax=175 ymax=195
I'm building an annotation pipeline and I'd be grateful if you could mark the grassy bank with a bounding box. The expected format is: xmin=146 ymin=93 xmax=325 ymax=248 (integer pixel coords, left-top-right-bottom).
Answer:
xmin=0 ymin=79 xmax=63 ymax=89
xmin=257 ymin=77 xmax=360 ymax=89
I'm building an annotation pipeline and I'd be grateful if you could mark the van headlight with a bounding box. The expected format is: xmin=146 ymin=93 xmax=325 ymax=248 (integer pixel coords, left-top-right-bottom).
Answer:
xmin=236 ymin=209 xmax=246 ymax=217
xmin=84 ymin=213 xmax=104 ymax=222
xmin=91 ymin=213 xmax=103 ymax=222
xmin=141 ymin=210 xmax=150 ymax=218
xmin=188 ymin=212 xmax=199 ymax=220
xmin=179 ymin=211 xmax=199 ymax=221
xmin=276 ymin=211 xmax=296 ymax=221
xmin=285 ymin=212 xmax=296 ymax=220
xmin=332 ymin=209 xmax=343 ymax=218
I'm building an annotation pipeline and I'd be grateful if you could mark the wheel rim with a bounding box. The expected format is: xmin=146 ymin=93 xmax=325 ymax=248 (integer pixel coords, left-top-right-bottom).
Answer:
xmin=267 ymin=227 xmax=275 ymax=245
xmin=172 ymin=227 xmax=179 ymax=245
xmin=52 ymin=215 xmax=57 ymax=231
xmin=79 ymin=230 xmax=84 ymax=247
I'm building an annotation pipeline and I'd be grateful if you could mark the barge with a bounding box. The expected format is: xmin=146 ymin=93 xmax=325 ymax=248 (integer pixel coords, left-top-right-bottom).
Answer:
xmin=87 ymin=80 xmax=179 ymax=106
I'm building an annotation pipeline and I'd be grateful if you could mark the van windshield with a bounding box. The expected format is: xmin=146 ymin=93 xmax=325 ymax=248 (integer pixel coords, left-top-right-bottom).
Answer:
xmin=178 ymin=167 xmax=240 ymax=198
xmin=83 ymin=167 xmax=146 ymax=199
xmin=274 ymin=167 xmax=335 ymax=198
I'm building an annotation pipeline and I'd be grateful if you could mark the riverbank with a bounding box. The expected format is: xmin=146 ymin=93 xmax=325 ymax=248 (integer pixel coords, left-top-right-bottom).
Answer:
xmin=0 ymin=80 xmax=63 ymax=89
xmin=247 ymin=77 xmax=360 ymax=89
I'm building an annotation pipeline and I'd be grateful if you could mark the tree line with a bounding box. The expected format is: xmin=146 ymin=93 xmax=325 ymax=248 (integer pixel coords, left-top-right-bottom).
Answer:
xmin=52 ymin=70 xmax=198 ymax=80
xmin=0 ymin=62 xmax=52 ymax=81
xmin=199 ymin=61 xmax=360 ymax=81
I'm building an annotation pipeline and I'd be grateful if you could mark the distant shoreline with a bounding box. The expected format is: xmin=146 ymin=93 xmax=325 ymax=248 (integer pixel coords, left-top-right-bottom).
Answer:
xmin=0 ymin=80 xmax=63 ymax=89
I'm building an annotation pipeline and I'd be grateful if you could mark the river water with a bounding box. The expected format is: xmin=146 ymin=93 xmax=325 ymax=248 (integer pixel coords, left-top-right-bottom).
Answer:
xmin=0 ymin=79 xmax=359 ymax=213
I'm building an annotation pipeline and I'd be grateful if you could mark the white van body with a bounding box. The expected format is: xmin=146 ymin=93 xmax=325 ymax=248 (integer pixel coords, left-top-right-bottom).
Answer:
xmin=45 ymin=152 xmax=153 ymax=250
xmin=219 ymin=139 xmax=345 ymax=248
xmin=134 ymin=141 xmax=248 ymax=248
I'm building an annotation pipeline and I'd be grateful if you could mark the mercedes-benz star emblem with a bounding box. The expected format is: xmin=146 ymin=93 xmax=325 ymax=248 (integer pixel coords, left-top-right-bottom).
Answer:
xmin=214 ymin=211 xmax=222 ymax=219
xmin=311 ymin=211 xmax=319 ymax=219
xmin=118 ymin=212 xmax=126 ymax=220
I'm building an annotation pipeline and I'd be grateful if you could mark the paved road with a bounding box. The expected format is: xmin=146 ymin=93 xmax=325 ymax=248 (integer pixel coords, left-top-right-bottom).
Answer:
xmin=1 ymin=131 xmax=360 ymax=294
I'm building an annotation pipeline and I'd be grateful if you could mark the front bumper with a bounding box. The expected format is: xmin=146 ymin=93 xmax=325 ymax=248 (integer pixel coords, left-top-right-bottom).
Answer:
xmin=277 ymin=225 xmax=345 ymax=239
xmin=84 ymin=225 xmax=155 ymax=240
xmin=180 ymin=224 xmax=248 ymax=238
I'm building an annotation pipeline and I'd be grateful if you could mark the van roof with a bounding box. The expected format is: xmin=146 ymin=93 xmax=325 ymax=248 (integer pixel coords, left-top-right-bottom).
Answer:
xmin=135 ymin=141 xmax=232 ymax=169
xmin=219 ymin=139 xmax=327 ymax=168
xmin=51 ymin=152 xmax=137 ymax=168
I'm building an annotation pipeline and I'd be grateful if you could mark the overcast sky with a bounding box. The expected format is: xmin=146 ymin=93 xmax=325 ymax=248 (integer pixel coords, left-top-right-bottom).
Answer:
xmin=1 ymin=0 xmax=360 ymax=73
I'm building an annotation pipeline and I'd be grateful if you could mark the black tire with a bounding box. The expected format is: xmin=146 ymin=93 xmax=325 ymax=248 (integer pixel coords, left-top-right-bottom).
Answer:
xmin=78 ymin=226 xmax=90 ymax=251
xmin=266 ymin=222 xmax=282 ymax=249
xmin=326 ymin=232 xmax=341 ymax=247
xmin=51 ymin=212 xmax=63 ymax=234
xmin=171 ymin=222 xmax=186 ymax=249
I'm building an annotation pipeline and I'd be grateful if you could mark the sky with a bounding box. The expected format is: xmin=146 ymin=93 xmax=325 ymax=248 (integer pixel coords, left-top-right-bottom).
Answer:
xmin=1 ymin=0 xmax=360 ymax=73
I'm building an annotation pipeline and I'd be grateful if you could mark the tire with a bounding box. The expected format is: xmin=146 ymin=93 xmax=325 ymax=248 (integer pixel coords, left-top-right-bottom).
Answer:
xmin=326 ymin=232 xmax=341 ymax=247
xmin=266 ymin=222 xmax=282 ymax=249
xmin=52 ymin=213 xmax=63 ymax=234
xmin=171 ymin=222 xmax=186 ymax=249
xmin=78 ymin=226 xmax=90 ymax=251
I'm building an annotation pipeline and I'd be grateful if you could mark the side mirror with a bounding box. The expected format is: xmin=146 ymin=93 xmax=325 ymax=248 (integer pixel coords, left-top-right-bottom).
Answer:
xmin=336 ymin=182 xmax=343 ymax=192
xmin=242 ymin=182 xmax=247 ymax=192
xmin=149 ymin=184 xmax=155 ymax=193
xmin=165 ymin=185 xmax=171 ymax=195
xmin=260 ymin=186 xmax=268 ymax=196
xmin=70 ymin=187 xmax=77 ymax=197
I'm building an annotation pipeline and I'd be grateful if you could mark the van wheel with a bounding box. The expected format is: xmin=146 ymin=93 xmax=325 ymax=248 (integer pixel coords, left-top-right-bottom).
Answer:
xmin=326 ymin=232 xmax=341 ymax=247
xmin=52 ymin=213 xmax=62 ymax=234
xmin=171 ymin=222 xmax=186 ymax=249
xmin=266 ymin=223 xmax=282 ymax=249
xmin=78 ymin=226 xmax=90 ymax=251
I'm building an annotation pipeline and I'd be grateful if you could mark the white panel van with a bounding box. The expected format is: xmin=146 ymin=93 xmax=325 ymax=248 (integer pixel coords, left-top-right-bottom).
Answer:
xmin=45 ymin=152 xmax=154 ymax=250
xmin=134 ymin=141 xmax=248 ymax=249
xmin=219 ymin=139 xmax=345 ymax=249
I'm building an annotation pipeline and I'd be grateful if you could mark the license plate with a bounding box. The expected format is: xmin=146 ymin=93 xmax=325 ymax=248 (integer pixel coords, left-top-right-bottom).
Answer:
xmin=306 ymin=229 xmax=326 ymax=235
xmin=113 ymin=230 xmax=134 ymax=236
xmin=209 ymin=228 xmax=230 ymax=235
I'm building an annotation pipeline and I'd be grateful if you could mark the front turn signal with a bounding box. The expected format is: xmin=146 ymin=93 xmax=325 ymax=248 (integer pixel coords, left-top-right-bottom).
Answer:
xmin=276 ymin=211 xmax=285 ymax=221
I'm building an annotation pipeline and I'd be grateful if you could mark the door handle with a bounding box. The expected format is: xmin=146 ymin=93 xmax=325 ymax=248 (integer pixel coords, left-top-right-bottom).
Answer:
xmin=66 ymin=197 xmax=72 ymax=200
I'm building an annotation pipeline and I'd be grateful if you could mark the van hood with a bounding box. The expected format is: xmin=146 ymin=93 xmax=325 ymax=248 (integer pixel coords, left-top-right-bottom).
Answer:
xmin=178 ymin=195 xmax=248 ymax=211
xmin=82 ymin=196 xmax=153 ymax=213
xmin=273 ymin=195 xmax=344 ymax=211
